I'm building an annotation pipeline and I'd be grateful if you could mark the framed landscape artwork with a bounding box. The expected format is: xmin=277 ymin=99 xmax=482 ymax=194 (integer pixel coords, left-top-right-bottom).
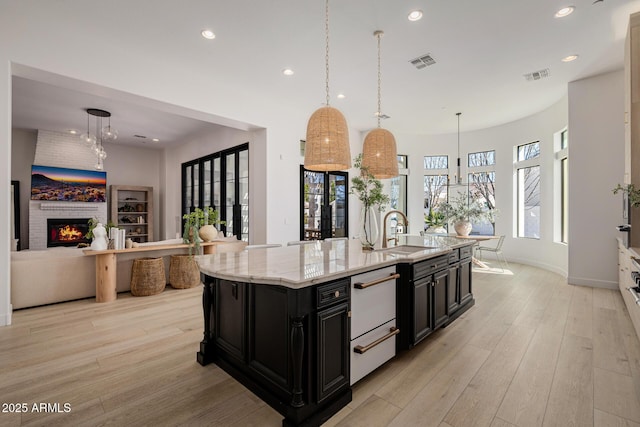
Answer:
xmin=30 ymin=165 xmax=106 ymax=202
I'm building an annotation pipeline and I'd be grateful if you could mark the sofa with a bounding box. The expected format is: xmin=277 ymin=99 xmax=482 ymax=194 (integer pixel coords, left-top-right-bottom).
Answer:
xmin=10 ymin=238 xmax=247 ymax=309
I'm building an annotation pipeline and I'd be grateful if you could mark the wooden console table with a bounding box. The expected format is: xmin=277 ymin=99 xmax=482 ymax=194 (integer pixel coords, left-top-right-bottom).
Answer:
xmin=83 ymin=242 xmax=224 ymax=303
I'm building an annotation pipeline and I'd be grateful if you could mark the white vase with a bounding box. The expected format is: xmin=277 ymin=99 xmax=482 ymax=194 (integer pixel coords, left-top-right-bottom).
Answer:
xmin=427 ymin=225 xmax=447 ymax=234
xmin=359 ymin=206 xmax=379 ymax=250
xmin=454 ymin=221 xmax=472 ymax=236
xmin=198 ymin=224 xmax=218 ymax=242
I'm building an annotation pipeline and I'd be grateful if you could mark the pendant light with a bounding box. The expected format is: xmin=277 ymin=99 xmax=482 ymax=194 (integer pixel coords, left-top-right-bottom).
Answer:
xmin=304 ymin=0 xmax=351 ymax=171
xmin=80 ymin=108 xmax=111 ymax=170
xmin=362 ymin=30 xmax=398 ymax=179
xmin=455 ymin=112 xmax=462 ymax=185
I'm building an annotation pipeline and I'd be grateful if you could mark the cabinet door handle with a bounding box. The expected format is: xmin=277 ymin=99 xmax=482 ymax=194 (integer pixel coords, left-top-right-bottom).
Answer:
xmin=354 ymin=273 xmax=400 ymax=289
xmin=353 ymin=327 xmax=400 ymax=354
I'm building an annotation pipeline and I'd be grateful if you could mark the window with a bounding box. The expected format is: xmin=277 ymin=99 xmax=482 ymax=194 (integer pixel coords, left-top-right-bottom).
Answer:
xmin=468 ymin=150 xmax=495 ymax=167
xmin=424 ymin=155 xmax=448 ymax=169
xmin=468 ymin=172 xmax=496 ymax=235
xmin=556 ymin=129 xmax=568 ymax=243
xmin=423 ymin=155 xmax=449 ymax=231
xmin=467 ymin=150 xmax=496 ymax=235
xmin=389 ymin=155 xmax=409 ymax=232
xmin=516 ymin=142 xmax=541 ymax=239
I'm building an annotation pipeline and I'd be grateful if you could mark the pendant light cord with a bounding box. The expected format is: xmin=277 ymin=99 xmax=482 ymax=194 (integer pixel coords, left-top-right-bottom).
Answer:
xmin=376 ymin=31 xmax=382 ymax=128
xmin=325 ymin=0 xmax=330 ymax=106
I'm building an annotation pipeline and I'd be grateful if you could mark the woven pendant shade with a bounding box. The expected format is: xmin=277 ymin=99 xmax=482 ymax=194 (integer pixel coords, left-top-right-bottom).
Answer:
xmin=304 ymin=106 xmax=351 ymax=171
xmin=362 ymin=128 xmax=398 ymax=179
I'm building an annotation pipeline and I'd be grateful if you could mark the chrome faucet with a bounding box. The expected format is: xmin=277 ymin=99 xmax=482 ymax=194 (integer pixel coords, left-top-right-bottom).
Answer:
xmin=382 ymin=210 xmax=409 ymax=248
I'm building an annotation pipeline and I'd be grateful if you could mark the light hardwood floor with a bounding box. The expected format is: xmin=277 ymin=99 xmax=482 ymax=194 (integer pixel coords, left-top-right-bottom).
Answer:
xmin=2 ymin=263 xmax=640 ymax=426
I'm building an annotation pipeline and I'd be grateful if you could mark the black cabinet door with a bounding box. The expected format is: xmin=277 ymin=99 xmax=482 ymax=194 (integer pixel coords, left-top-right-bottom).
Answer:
xmin=216 ymin=280 xmax=246 ymax=361
xmin=317 ymin=302 xmax=350 ymax=403
xmin=433 ymin=270 xmax=449 ymax=329
xmin=459 ymin=259 xmax=472 ymax=305
xmin=448 ymin=266 xmax=459 ymax=314
xmin=413 ymin=277 xmax=433 ymax=344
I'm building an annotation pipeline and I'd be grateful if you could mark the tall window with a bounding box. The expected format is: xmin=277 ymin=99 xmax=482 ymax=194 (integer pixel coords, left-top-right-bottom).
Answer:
xmin=424 ymin=155 xmax=449 ymax=231
xmin=556 ymin=129 xmax=568 ymax=243
xmin=468 ymin=150 xmax=496 ymax=235
xmin=516 ymin=142 xmax=540 ymax=239
xmin=389 ymin=155 xmax=409 ymax=232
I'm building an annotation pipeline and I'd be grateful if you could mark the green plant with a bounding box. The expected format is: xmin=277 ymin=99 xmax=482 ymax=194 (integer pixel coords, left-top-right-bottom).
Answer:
xmin=350 ymin=154 xmax=390 ymax=212
xmin=182 ymin=207 xmax=225 ymax=255
xmin=424 ymin=210 xmax=446 ymax=227
xmin=613 ymin=183 xmax=640 ymax=208
xmin=86 ymin=217 xmax=115 ymax=239
xmin=436 ymin=192 xmax=489 ymax=224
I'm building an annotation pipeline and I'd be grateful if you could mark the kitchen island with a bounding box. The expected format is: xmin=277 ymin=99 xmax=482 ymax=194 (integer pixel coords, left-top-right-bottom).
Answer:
xmin=195 ymin=236 xmax=474 ymax=427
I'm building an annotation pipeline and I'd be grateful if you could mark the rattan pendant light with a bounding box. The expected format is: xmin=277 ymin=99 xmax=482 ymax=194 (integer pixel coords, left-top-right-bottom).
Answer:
xmin=304 ymin=0 xmax=351 ymax=171
xmin=362 ymin=30 xmax=398 ymax=179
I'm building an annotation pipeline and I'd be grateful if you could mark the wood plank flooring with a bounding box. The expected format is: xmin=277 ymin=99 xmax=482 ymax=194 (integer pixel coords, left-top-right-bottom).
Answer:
xmin=1 ymin=263 xmax=640 ymax=426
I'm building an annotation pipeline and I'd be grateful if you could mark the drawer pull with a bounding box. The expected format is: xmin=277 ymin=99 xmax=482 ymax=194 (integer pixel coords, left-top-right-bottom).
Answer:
xmin=334 ymin=290 xmax=340 ymax=298
xmin=628 ymin=287 xmax=640 ymax=305
xmin=354 ymin=273 xmax=400 ymax=289
xmin=354 ymin=327 xmax=400 ymax=354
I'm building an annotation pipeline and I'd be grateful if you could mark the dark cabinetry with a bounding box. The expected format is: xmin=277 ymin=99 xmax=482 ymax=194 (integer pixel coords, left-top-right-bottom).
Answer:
xmin=198 ymin=275 xmax=351 ymax=427
xmin=397 ymin=244 xmax=474 ymax=351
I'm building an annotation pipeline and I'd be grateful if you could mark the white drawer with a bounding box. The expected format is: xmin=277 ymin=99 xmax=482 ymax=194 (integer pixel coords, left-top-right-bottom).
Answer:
xmin=351 ymin=266 xmax=397 ymax=339
xmin=350 ymin=319 xmax=397 ymax=385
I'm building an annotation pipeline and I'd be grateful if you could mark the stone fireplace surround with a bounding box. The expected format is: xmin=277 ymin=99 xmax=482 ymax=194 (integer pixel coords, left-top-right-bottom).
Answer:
xmin=28 ymin=130 xmax=108 ymax=250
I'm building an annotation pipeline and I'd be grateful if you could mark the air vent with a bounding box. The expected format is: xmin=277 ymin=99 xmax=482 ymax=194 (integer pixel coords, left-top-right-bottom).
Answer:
xmin=133 ymin=135 xmax=147 ymax=139
xmin=409 ymin=53 xmax=436 ymax=69
xmin=524 ymin=68 xmax=550 ymax=81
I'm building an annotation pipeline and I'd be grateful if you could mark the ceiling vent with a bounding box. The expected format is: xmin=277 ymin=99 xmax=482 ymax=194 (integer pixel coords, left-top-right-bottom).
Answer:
xmin=410 ymin=54 xmax=436 ymax=69
xmin=524 ymin=68 xmax=551 ymax=81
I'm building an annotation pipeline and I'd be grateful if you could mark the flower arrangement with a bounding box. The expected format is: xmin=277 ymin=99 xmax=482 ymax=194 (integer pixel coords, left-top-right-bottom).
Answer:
xmin=436 ymin=192 xmax=489 ymax=224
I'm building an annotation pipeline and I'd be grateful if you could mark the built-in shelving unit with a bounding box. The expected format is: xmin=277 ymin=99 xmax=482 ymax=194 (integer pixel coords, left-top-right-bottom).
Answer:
xmin=109 ymin=185 xmax=153 ymax=243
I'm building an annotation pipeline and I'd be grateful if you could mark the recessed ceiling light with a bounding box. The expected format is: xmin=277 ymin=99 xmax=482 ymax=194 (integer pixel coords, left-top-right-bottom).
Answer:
xmin=152 ymin=138 xmax=160 ymax=142
xmin=201 ymin=29 xmax=216 ymax=39
xmin=337 ymin=93 xmax=346 ymax=99
xmin=562 ymin=54 xmax=579 ymax=62
xmin=68 ymin=129 xmax=78 ymax=134
xmin=555 ymin=6 xmax=575 ymax=18
xmin=408 ymin=10 xmax=423 ymax=21
xmin=282 ymin=68 xmax=294 ymax=76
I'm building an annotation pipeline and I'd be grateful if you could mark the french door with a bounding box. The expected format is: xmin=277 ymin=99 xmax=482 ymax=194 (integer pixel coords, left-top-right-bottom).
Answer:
xmin=300 ymin=166 xmax=348 ymax=240
xmin=182 ymin=143 xmax=249 ymax=241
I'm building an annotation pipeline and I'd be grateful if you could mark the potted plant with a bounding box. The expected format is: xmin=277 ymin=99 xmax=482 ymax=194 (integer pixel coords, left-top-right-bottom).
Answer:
xmin=613 ymin=183 xmax=640 ymax=208
xmin=197 ymin=206 xmax=224 ymax=241
xmin=436 ymin=192 xmax=489 ymax=236
xmin=424 ymin=210 xmax=447 ymax=234
xmin=350 ymin=154 xmax=390 ymax=250
xmin=182 ymin=210 xmax=202 ymax=255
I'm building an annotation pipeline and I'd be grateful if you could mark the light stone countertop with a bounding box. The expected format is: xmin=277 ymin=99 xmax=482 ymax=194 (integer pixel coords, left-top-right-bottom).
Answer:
xmin=195 ymin=235 xmax=474 ymax=288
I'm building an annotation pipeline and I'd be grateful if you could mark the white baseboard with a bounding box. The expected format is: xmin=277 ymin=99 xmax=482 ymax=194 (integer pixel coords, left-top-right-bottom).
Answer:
xmin=0 ymin=304 xmax=12 ymax=326
xmin=567 ymin=276 xmax=618 ymax=290
xmin=502 ymin=256 xmax=568 ymax=279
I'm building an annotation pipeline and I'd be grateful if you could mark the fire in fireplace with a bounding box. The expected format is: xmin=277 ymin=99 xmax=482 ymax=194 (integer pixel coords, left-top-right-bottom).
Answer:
xmin=47 ymin=218 xmax=91 ymax=247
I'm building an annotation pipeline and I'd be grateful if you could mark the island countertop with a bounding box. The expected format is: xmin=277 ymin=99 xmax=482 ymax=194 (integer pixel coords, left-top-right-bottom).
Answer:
xmin=195 ymin=235 xmax=474 ymax=288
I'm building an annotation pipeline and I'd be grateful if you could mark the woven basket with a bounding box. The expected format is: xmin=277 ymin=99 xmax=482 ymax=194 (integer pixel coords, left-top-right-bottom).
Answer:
xmin=169 ymin=255 xmax=201 ymax=289
xmin=130 ymin=257 xmax=166 ymax=296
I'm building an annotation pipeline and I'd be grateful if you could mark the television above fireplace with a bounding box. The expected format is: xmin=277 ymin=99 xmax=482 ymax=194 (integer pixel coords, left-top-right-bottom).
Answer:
xmin=31 ymin=165 xmax=106 ymax=202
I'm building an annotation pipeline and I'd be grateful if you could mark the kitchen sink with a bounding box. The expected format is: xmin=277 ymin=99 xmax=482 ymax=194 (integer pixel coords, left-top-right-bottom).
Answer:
xmin=376 ymin=245 xmax=435 ymax=255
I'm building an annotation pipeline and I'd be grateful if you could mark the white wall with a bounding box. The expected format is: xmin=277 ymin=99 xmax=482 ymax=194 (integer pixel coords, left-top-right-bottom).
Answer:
xmin=11 ymin=129 xmax=36 ymax=249
xmin=395 ymin=97 xmax=569 ymax=276
xmin=568 ymin=70 xmax=625 ymax=288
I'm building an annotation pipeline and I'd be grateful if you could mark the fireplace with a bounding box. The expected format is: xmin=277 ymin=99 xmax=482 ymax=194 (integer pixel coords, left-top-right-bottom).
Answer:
xmin=47 ymin=218 xmax=91 ymax=247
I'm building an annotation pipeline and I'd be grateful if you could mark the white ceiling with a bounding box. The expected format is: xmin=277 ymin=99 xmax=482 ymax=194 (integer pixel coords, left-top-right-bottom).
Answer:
xmin=10 ymin=0 xmax=640 ymax=147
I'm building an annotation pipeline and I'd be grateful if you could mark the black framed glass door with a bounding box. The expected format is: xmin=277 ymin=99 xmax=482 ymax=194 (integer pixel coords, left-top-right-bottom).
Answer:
xmin=182 ymin=143 xmax=249 ymax=241
xmin=300 ymin=166 xmax=348 ymax=240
